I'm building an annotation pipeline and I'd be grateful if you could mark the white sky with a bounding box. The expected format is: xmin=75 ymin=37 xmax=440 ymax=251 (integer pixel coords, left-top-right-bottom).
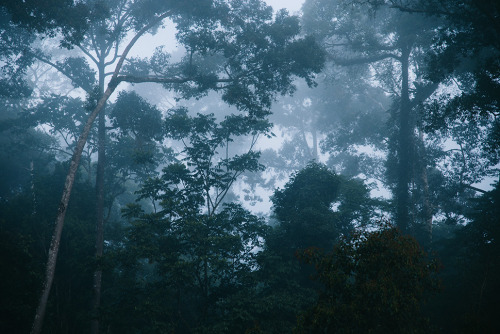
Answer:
xmin=264 ymin=0 xmax=304 ymax=13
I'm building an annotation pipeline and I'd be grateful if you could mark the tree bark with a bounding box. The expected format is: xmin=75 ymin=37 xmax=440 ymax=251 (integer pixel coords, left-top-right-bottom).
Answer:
xmin=30 ymin=12 xmax=171 ymax=334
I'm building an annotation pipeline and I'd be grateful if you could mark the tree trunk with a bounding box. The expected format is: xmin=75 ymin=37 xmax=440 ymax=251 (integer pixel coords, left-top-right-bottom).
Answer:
xmin=396 ymin=44 xmax=412 ymax=233
xmin=312 ymin=128 xmax=318 ymax=161
xmin=30 ymin=160 xmax=37 ymax=215
xmin=419 ymin=130 xmax=433 ymax=248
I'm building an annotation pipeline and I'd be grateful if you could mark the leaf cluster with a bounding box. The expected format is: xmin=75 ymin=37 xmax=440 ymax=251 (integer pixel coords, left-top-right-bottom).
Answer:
xmin=296 ymin=223 xmax=440 ymax=334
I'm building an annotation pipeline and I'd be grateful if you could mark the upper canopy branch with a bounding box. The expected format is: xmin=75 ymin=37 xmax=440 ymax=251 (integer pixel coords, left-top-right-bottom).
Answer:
xmin=388 ymin=4 xmax=450 ymax=16
xmin=30 ymin=52 xmax=94 ymax=93
xmin=329 ymin=52 xmax=400 ymax=65
xmin=110 ymin=74 xmax=233 ymax=87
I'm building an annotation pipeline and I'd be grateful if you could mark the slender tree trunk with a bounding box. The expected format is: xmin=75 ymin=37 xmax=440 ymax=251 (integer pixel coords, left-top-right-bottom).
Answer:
xmin=91 ymin=63 xmax=106 ymax=334
xmin=396 ymin=44 xmax=412 ymax=233
xmin=88 ymin=151 xmax=92 ymax=185
xmin=30 ymin=13 xmax=169 ymax=333
xmin=312 ymin=128 xmax=318 ymax=161
xmin=30 ymin=160 xmax=37 ymax=215
xmin=421 ymin=162 xmax=433 ymax=246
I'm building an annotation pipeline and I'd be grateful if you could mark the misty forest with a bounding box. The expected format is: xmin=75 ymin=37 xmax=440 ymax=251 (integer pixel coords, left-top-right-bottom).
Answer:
xmin=0 ymin=0 xmax=499 ymax=333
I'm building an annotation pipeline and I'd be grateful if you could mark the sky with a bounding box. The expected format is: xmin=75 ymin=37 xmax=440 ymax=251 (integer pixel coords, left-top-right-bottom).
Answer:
xmin=264 ymin=0 xmax=304 ymax=13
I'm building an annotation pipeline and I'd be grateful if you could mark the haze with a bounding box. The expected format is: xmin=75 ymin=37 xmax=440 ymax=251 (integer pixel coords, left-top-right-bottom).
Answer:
xmin=1 ymin=1 xmax=499 ymax=333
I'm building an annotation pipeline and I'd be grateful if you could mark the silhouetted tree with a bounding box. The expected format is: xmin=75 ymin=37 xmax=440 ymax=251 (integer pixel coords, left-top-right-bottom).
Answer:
xmin=296 ymin=224 xmax=440 ymax=333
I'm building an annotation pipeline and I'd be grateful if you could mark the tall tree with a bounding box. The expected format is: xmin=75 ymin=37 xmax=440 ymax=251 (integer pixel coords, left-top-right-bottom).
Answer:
xmin=252 ymin=162 xmax=374 ymax=332
xmin=301 ymin=0 xmax=445 ymax=242
xmin=6 ymin=1 xmax=325 ymax=333
xmin=398 ymin=0 xmax=500 ymax=185
xmin=113 ymin=107 xmax=269 ymax=332
xmin=16 ymin=2 xmax=155 ymax=331
xmin=371 ymin=0 xmax=500 ymax=242
xmin=296 ymin=224 xmax=440 ymax=333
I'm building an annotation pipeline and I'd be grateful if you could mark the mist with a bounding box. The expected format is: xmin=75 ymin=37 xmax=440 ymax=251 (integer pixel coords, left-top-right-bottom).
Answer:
xmin=1 ymin=0 xmax=499 ymax=333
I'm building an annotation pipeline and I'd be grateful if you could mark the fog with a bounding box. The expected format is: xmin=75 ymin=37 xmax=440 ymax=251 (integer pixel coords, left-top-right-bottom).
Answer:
xmin=1 ymin=1 xmax=499 ymax=333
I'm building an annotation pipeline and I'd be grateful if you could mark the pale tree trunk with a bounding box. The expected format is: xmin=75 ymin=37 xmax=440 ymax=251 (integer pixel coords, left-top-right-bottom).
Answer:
xmin=312 ymin=128 xmax=318 ymax=161
xmin=30 ymin=13 xmax=170 ymax=334
xmin=300 ymin=126 xmax=318 ymax=161
xmin=30 ymin=77 xmax=114 ymax=334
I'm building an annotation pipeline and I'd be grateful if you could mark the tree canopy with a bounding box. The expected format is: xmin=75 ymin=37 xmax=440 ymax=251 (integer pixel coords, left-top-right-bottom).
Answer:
xmin=0 ymin=0 xmax=499 ymax=333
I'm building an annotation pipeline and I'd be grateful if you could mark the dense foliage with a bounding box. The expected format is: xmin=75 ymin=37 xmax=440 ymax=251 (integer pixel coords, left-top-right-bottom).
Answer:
xmin=296 ymin=225 xmax=440 ymax=334
xmin=0 ymin=0 xmax=499 ymax=333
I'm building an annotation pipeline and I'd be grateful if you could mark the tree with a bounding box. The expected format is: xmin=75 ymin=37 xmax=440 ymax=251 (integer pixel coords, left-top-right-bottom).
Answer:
xmin=271 ymin=162 xmax=342 ymax=250
xmin=296 ymin=223 xmax=440 ymax=334
xmin=406 ymin=0 xmax=500 ymax=187
xmin=252 ymin=162 xmax=374 ymax=332
xmin=429 ymin=181 xmax=500 ymax=333
xmin=110 ymin=108 xmax=268 ymax=332
xmin=24 ymin=3 xmax=173 ymax=327
xmin=301 ymin=0 xmax=475 ymax=248
xmin=7 ymin=1 xmax=325 ymax=332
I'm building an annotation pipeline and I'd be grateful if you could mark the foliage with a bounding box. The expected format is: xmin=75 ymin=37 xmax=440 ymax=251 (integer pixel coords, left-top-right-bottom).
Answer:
xmin=416 ymin=0 xmax=500 ymax=177
xmin=0 ymin=0 xmax=90 ymax=46
xmin=105 ymin=108 xmax=269 ymax=332
xmin=108 ymin=91 xmax=167 ymax=179
xmin=0 ymin=9 xmax=35 ymax=98
xmin=429 ymin=181 xmax=500 ymax=333
xmin=296 ymin=223 xmax=440 ymax=334
xmin=271 ymin=162 xmax=374 ymax=250
xmin=0 ymin=162 xmax=95 ymax=333
xmin=135 ymin=2 xmax=326 ymax=118
xmin=247 ymin=162 xmax=374 ymax=333
xmin=271 ymin=162 xmax=342 ymax=251
xmin=1 ymin=0 xmax=499 ymax=333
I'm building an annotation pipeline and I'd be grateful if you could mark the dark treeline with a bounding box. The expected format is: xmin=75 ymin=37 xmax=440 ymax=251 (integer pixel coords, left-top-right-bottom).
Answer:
xmin=0 ymin=0 xmax=499 ymax=333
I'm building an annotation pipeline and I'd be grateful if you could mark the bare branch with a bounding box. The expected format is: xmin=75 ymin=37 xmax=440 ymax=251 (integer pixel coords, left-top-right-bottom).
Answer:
xmin=77 ymin=44 xmax=99 ymax=66
xmin=31 ymin=53 xmax=93 ymax=93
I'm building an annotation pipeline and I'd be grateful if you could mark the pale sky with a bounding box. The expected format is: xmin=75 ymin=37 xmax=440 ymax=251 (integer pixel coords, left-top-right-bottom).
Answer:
xmin=264 ymin=0 xmax=304 ymax=14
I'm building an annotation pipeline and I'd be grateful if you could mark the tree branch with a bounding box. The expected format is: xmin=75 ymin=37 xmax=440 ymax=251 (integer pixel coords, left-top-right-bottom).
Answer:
xmin=77 ymin=44 xmax=99 ymax=67
xmin=389 ymin=4 xmax=450 ymax=16
xmin=329 ymin=52 xmax=400 ymax=65
xmin=113 ymin=74 xmax=233 ymax=86
xmin=31 ymin=53 xmax=93 ymax=93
